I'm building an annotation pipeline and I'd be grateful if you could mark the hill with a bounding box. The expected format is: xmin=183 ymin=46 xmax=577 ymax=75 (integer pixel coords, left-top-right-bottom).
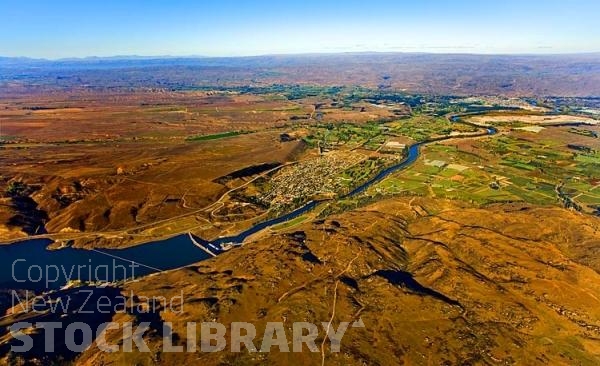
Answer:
xmin=61 ymin=197 xmax=600 ymax=365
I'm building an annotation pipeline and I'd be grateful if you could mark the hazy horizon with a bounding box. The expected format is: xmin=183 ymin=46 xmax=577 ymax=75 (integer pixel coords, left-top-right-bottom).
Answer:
xmin=1 ymin=0 xmax=600 ymax=59
xmin=4 ymin=50 xmax=600 ymax=62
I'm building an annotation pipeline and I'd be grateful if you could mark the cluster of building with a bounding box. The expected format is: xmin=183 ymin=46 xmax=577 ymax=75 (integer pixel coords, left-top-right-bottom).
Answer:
xmin=258 ymin=152 xmax=364 ymax=207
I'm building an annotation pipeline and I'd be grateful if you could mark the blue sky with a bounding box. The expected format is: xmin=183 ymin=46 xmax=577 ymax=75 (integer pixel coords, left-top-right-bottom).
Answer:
xmin=1 ymin=0 xmax=599 ymax=58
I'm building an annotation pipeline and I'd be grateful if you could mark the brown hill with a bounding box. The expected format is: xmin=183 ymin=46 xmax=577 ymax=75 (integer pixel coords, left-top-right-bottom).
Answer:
xmin=72 ymin=197 xmax=600 ymax=365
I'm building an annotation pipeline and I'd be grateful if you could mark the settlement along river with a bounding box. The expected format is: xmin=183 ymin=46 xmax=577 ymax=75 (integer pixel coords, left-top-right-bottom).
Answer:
xmin=0 ymin=120 xmax=497 ymax=290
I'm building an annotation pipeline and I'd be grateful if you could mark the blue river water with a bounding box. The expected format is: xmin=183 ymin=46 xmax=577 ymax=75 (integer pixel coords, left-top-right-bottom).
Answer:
xmin=0 ymin=124 xmax=497 ymax=290
xmin=0 ymin=235 xmax=212 ymax=290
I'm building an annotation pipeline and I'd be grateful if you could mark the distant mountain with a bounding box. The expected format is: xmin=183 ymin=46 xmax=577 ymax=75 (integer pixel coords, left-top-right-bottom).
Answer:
xmin=1 ymin=53 xmax=599 ymax=96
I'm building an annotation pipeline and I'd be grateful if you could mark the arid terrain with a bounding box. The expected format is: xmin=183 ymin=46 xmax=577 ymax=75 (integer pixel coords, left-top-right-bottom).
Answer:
xmin=90 ymin=198 xmax=600 ymax=365
xmin=3 ymin=198 xmax=600 ymax=365
xmin=0 ymin=89 xmax=402 ymax=246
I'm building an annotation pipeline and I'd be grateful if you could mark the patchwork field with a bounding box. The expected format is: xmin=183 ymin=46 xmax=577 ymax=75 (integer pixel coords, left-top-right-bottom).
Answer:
xmin=368 ymin=117 xmax=600 ymax=214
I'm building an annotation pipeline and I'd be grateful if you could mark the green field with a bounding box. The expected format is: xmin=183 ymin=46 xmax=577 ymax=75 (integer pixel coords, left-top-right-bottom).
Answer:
xmin=186 ymin=131 xmax=242 ymax=141
xmin=364 ymin=132 xmax=600 ymax=211
xmin=386 ymin=115 xmax=477 ymax=142
xmin=271 ymin=215 xmax=308 ymax=231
